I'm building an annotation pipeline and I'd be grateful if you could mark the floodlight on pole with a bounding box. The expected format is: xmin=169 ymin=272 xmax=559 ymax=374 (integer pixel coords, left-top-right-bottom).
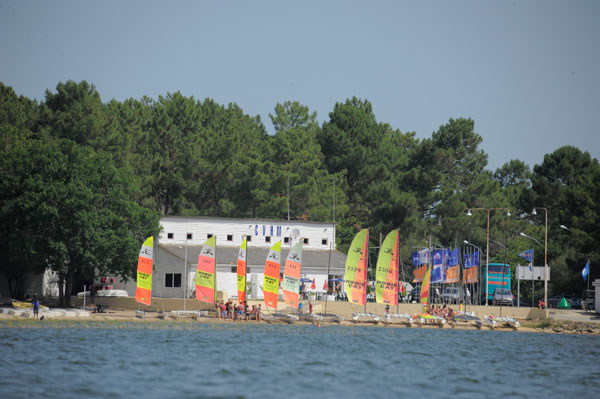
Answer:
xmin=531 ymin=207 xmax=548 ymax=310
xmin=520 ymin=232 xmax=542 ymax=247
xmin=466 ymin=207 xmax=511 ymax=305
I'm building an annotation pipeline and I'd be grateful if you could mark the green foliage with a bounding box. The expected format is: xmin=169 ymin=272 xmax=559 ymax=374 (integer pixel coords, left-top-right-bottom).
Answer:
xmin=1 ymin=80 xmax=598 ymax=300
xmin=0 ymin=138 xmax=159 ymax=303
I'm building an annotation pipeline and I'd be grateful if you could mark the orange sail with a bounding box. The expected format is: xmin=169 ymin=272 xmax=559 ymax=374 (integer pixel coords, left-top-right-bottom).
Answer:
xmin=263 ymin=241 xmax=281 ymax=309
xmin=135 ymin=237 xmax=153 ymax=305
xmin=420 ymin=265 xmax=432 ymax=304
xmin=375 ymin=230 xmax=399 ymax=305
xmin=237 ymin=239 xmax=247 ymax=303
xmin=344 ymin=229 xmax=369 ymax=306
xmin=196 ymin=236 xmax=216 ymax=304
xmin=282 ymin=241 xmax=303 ymax=308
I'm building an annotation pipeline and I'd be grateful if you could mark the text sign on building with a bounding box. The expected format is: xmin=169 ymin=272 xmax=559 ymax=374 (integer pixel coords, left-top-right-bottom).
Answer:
xmin=254 ymin=224 xmax=282 ymax=237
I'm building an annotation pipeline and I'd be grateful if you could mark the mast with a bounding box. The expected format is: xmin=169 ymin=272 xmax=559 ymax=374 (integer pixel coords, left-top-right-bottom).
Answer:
xmin=325 ymin=240 xmax=332 ymax=314
xmin=214 ymin=235 xmax=217 ymax=304
xmin=245 ymin=236 xmax=248 ymax=301
xmin=397 ymin=232 xmax=400 ymax=314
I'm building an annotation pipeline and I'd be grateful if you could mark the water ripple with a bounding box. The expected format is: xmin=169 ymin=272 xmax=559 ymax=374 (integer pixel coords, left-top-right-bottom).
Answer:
xmin=0 ymin=324 xmax=599 ymax=398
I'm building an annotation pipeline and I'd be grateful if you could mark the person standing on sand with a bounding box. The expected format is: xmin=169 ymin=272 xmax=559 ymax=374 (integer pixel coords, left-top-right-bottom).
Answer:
xmin=32 ymin=295 xmax=40 ymax=319
xmin=298 ymin=301 xmax=303 ymax=314
xmin=308 ymin=301 xmax=313 ymax=314
xmin=257 ymin=304 xmax=262 ymax=321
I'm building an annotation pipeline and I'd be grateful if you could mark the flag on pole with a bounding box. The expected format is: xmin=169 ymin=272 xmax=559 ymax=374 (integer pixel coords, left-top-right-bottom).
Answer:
xmin=519 ymin=249 xmax=533 ymax=271
xmin=582 ymin=261 xmax=589 ymax=281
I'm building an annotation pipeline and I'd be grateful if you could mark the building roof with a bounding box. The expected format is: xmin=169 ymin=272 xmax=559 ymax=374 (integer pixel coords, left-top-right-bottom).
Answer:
xmin=160 ymin=215 xmax=336 ymax=226
xmin=158 ymin=244 xmax=346 ymax=275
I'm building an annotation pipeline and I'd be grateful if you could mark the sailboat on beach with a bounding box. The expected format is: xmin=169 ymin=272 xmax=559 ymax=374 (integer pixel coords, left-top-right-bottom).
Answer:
xmin=345 ymin=229 xmax=380 ymax=323
xmin=375 ymin=230 xmax=413 ymax=325
xmin=262 ymin=241 xmax=297 ymax=323
xmin=135 ymin=236 xmax=154 ymax=306
xmin=196 ymin=236 xmax=216 ymax=304
xmin=282 ymin=241 xmax=303 ymax=308
xmin=263 ymin=241 xmax=281 ymax=310
xmin=237 ymin=238 xmax=247 ymax=304
xmin=415 ymin=261 xmax=445 ymax=326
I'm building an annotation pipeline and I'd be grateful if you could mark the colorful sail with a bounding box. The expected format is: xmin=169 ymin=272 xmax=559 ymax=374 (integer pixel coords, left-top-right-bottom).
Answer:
xmin=344 ymin=229 xmax=369 ymax=306
xmin=263 ymin=241 xmax=281 ymax=309
xmin=237 ymin=239 xmax=247 ymax=303
xmin=375 ymin=230 xmax=399 ymax=305
xmin=420 ymin=265 xmax=432 ymax=304
xmin=135 ymin=236 xmax=153 ymax=305
xmin=196 ymin=236 xmax=216 ymax=304
xmin=282 ymin=241 xmax=303 ymax=308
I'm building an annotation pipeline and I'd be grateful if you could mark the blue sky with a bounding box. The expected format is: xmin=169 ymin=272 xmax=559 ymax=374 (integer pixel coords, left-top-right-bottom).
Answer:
xmin=1 ymin=0 xmax=599 ymax=170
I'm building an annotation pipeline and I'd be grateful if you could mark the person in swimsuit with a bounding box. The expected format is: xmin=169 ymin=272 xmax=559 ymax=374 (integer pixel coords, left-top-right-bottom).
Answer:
xmin=215 ymin=301 xmax=221 ymax=319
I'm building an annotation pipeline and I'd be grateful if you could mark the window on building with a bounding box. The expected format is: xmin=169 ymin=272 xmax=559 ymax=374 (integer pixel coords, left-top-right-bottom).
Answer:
xmin=187 ymin=233 xmax=192 ymax=240
xmin=322 ymin=238 xmax=328 ymax=246
xmin=284 ymin=237 xmax=290 ymax=244
xmin=207 ymin=233 xmax=213 ymax=239
xmin=165 ymin=273 xmax=182 ymax=288
xmin=167 ymin=233 xmax=174 ymax=239
xmin=303 ymin=238 xmax=309 ymax=245
xmin=227 ymin=234 xmax=233 ymax=241
xmin=265 ymin=236 xmax=271 ymax=243
xmin=247 ymin=235 xmax=252 ymax=242
xmin=231 ymin=267 xmax=237 ymax=273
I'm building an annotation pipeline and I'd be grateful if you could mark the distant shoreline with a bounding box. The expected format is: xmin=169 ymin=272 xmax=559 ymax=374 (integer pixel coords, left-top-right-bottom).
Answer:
xmin=1 ymin=310 xmax=599 ymax=335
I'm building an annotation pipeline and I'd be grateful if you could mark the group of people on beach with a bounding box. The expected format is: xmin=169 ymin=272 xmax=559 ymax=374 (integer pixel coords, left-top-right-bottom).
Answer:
xmin=214 ymin=300 xmax=262 ymax=321
xmin=424 ymin=303 xmax=454 ymax=322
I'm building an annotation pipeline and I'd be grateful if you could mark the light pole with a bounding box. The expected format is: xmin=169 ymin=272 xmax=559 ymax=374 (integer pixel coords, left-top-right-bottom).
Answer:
xmin=466 ymin=208 xmax=511 ymax=305
xmin=491 ymin=234 xmax=509 ymax=310
xmin=464 ymin=240 xmax=483 ymax=305
xmin=178 ymin=237 xmax=189 ymax=311
xmin=520 ymin=232 xmax=541 ymax=307
xmin=531 ymin=208 xmax=548 ymax=310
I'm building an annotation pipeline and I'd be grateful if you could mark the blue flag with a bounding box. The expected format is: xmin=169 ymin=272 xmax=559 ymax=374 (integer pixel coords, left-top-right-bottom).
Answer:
xmin=411 ymin=251 xmax=420 ymax=267
xmin=449 ymin=248 xmax=460 ymax=266
xmin=432 ymin=249 xmax=444 ymax=266
xmin=464 ymin=251 xmax=479 ymax=269
xmin=519 ymin=249 xmax=533 ymax=271
xmin=582 ymin=261 xmax=589 ymax=281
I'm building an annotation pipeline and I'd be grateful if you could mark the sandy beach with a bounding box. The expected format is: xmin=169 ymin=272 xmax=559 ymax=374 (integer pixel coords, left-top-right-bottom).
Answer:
xmin=2 ymin=306 xmax=599 ymax=335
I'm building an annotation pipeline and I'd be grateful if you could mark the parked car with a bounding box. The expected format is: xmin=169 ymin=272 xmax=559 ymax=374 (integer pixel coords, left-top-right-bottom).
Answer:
xmin=492 ymin=288 xmax=514 ymax=306
xmin=566 ymin=295 xmax=582 ymax=309
xmin=582 ymin=290 xmax=595 ymax=311
xmin=547 ymin=295 xmax=562 ymax=309
xmin=440 ymin=287 xmax=462 ymax=304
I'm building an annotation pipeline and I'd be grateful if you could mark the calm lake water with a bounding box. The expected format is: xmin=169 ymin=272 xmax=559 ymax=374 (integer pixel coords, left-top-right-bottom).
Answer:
xmin=1 ymin=321 xmax=599 ymax=399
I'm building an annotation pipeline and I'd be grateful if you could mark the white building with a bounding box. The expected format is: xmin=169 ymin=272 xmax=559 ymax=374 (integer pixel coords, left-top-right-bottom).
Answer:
xmin=114 ymin=216 xmax=346 ymax=300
